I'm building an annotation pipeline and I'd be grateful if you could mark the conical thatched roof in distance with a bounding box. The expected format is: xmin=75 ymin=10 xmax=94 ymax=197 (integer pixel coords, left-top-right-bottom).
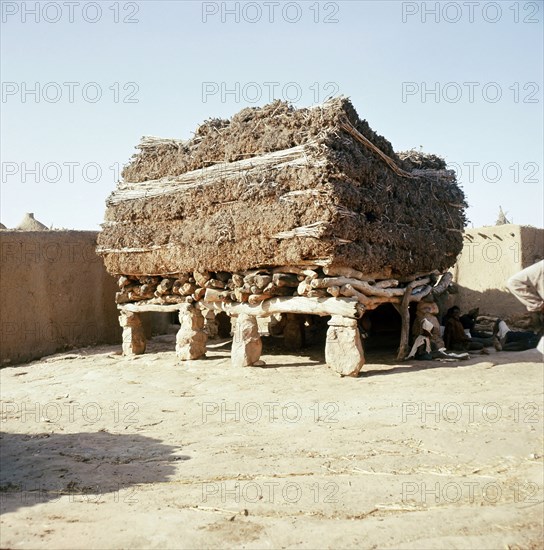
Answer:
xmin=496 ymin=206 xmax=511 ymax=225
xmin=0 ymin=222 xmax=7 ymax=230
xmin=16 ymin=213 xmax=48 ymax=231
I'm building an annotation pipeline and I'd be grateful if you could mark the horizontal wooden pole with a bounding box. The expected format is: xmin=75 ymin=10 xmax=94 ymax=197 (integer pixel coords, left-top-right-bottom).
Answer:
xmin=201 ymin=296 xmax=364 ymax=319
xmin=119 ymin=303 xmax=186 ymax=313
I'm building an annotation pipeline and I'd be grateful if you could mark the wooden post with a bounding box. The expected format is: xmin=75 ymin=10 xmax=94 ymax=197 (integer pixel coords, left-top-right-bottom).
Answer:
xmin=203 ymin=309 xmax=219 ymax=339
xmin=396 ymin=279 xmax=431 ymax=360
xmin=176 ymin=303 xmax=207 ymax=361
xmin=119 ymin=311 xmax=146 ymax=355
xmin=283 ymin=313 xmax=305 ymax=350
xmin=231 ymin=313 xmax=262 ymax=367
xmin=325 ymin=316 xmax=365 ymax=377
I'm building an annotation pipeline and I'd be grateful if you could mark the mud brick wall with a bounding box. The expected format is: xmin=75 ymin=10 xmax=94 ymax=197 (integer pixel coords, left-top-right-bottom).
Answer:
xmin=0 ymin=231 xmax=120 ymax=365
xmin=451 ymin=224 xmax=544 ymax=318
xmin=0 ymin=231 xmax=171 ymax=365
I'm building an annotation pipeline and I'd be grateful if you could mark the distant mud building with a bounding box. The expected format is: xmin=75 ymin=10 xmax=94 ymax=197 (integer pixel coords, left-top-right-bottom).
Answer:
xmin=453 ymin=224 xmax=544 ymax=319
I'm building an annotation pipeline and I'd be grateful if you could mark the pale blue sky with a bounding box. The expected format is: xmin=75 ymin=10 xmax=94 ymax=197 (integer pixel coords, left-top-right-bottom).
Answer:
xmin=1 ymin=0 xmax=543 ymax=229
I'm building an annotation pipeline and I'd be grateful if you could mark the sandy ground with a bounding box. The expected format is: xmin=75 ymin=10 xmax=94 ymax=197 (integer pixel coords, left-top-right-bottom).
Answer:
xmin=1 ymin=334 xmax=543 ymax=550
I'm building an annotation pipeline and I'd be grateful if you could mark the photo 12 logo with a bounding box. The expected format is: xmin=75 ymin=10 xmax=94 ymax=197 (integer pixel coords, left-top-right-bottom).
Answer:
xmin=401 ymin=2 xmax=541 ymax=24
xmin=1 ymin=242 xmax=100 ymax=264
xmin=201 ymin=401 xmax=339 ymax=423
xmin=447 ymin=161 xmax=540 ymax=185
xmin=0 ymin=322 xmax=102 ymax=349
xmin=201 ymin=2 xmax=340 ymax=24
xmin=1 ymin=2 xmax=140 ymax=23
xmin=2 ymin=82 xmax=139 ymax=104
xmin=401 ymin=401 xmax=540 ymax=424
xmin=0 ymin=482 xmax=139 ymax=504
xmin=1 ymin=401 xmax=139 ymax=425
xmin=402 ymin=480 xmax=541 ymax=505
xmin=201 ymin=81 xmax=340 ymax=104
xmin=1 ymin=161 xmax=125 ymax=184
xmin=401 ymin=81 xmax=540 ymax=104
xmin=202 ymin=481 xmax=339 ymax=504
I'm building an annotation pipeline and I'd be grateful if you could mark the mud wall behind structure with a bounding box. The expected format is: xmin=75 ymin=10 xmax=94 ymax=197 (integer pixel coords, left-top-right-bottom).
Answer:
xmin=0 ymin=231 xmax=170 ymax=366
xmin=451 ymin=224 xmax=544 ymax=318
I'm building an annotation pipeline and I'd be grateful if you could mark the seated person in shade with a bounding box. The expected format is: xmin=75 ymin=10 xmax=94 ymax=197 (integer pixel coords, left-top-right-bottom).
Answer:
xmin=407 ymin=300 xmax=469 ymax=360
xmin=493 ymin=318 xmax=540 ymax=352
xmin=443 ymin=306 xmax=484 ymax=351
xmin=412 ymin=301 xmax=444 ymax=353
xmin=459 ymin=308 xmax=494 ymax=347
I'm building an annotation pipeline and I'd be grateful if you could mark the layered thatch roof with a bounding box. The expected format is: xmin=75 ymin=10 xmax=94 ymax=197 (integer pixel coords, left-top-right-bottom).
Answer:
xmin=98 ymin=98 xmax=466 ymax=277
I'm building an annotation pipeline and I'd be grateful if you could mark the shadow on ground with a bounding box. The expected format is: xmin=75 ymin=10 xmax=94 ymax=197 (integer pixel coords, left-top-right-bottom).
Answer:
xmin=0 ymin=431 xmax=185 ymax=514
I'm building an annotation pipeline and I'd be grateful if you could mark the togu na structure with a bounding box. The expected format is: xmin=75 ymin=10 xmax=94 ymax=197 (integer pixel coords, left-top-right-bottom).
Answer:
xmin=97 ymin=97 xmax=466 ymax=376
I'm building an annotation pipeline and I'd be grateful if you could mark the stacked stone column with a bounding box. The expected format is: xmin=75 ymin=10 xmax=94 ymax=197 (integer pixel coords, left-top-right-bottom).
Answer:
xmin=176 ymin=304 xmax=207 ymax=360
xmin=325 ymin=316 xmax=365 ymax=377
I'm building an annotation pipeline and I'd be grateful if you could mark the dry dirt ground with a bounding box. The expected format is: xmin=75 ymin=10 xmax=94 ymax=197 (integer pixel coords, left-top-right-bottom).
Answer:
xmin=1 ymin=334 xmax=543 ymax=550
